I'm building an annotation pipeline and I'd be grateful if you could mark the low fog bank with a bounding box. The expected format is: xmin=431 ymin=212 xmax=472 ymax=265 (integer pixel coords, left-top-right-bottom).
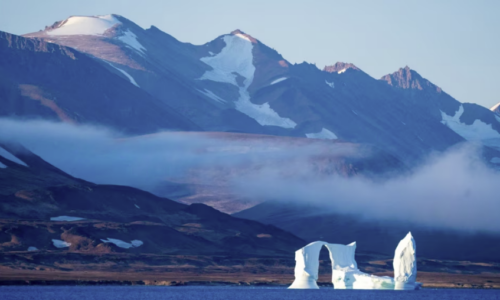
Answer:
xmin=1 ymin=118 xmax=499 ymax=233
xmin=0 ymin=118 xmax=356 ymax=189
xmin=234 ymin=144 xmax=500 ymax=233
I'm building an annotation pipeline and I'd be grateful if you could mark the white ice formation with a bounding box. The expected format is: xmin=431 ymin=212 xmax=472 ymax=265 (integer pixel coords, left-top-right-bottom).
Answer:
xmin=118 ymin=30 xmax=146 ymax=55
xmin=52 ymin=239 xmax=71 ymax=248
xmin=48 ymin=15 xmax=120 ymax=36
xmin=270 ymin=77 xmax=288 ymax=85
xmin=325 ymin=80 xmax=334 ymax=88
xmin=199 ymin=33 xmax=296 ymax=128
xmin=393 ymin=232 xmax=418 ymax=290
xmin=327 ymin=242 xmax=393 ymax=289
xmin=441 ymin=105 xmax=500 ymax=141
xmin=491 ymin=102 xmax=500 ymax=113
xmin=105 ymin=62 xmax=140 ymax=87
xmin=306 ymin=128 xmax=338 ymax=140
xmin=47 ymin=15 xmax=147 ymax=56
xmin=198 ymin=89 xmax=226 ymax=103
xmin=289 ymin=232 xmax=419 ymax=290
xmin=100 ymin=238 xmax=143 ymax=249
xmin=289 ymin=241 xmax=324 ymax=289
xmin=50 ymin=216 xmax=85 ymax=221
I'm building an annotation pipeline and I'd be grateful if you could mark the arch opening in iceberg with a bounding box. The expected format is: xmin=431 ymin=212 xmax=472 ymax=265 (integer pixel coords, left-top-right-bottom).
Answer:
xmin=288 ymin=232 xmax=420 ymax=290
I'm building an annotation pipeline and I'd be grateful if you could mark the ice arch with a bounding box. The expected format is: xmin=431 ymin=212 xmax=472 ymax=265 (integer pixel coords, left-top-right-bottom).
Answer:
xmin=289 ymin=232 xmax=419 ymax=290
xmin=288 ymin=241 xmax=326 ymax=289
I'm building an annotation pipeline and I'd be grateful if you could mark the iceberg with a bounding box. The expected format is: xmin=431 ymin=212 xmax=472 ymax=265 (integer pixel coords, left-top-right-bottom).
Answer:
xmin=289 ymin=232 xmax=419 ymax=290
xmin=288 ymin=241 xmax=325 ymax=289
xmin=393 ymin=232 xmax=418 ymax=290
xmin=327 ymin=242 xmax=394 ymax=289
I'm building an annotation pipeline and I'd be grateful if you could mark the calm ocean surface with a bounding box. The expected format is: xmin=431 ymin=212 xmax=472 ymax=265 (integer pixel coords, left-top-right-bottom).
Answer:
xmin=1 ymin=286 xmax=500 ymax=300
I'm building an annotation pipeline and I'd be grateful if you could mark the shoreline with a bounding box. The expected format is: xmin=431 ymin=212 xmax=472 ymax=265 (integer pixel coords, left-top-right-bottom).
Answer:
xmin=1 ymin=273 xmax=499 ymax=289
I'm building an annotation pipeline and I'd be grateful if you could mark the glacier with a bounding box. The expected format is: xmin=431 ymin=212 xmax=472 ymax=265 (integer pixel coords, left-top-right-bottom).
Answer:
xmin=289 ymin=232 xmax=419 ymax=290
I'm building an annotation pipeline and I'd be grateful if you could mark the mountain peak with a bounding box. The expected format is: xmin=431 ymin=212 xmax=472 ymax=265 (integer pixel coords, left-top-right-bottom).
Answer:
xmin=323 ymin=62 xmax=359 ymax=74
xmin=40 ymin=15 xmax=122 ymax=36
xmin=28 ymin=14 xmax=142 ymax=38
xmin=381 ymin=67 xmax=442 ymax=93
xmin=229 ymin=29 xmax=257 ymax=43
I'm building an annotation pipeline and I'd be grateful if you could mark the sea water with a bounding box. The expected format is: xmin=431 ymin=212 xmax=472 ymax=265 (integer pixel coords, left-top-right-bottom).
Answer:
xmin=1 ymin=286 xmax=500 ymax=300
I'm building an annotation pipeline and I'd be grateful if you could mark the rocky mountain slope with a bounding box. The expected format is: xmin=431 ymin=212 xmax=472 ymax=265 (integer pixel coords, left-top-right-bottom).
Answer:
xmin=0 ymin=143 xmax=304 ymax=256
xmin=22 ymin=15 xmax=500 ymax=166
xmin=0 ymin=31 xmax=198 ymax=134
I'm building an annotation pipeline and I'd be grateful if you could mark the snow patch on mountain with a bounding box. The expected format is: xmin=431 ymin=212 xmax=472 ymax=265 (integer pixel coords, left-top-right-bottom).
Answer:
xmin=338 ymin=68 xmax=347 ymax=74
xmin=0 ymin=146 xmax=28 ymax=167
xmin=234 ymin=33 xmax=252 ymax=42
xmin=48 ymin=15 xmax=120 ymax=36
xmin=306 ymin=128 xmax=338 ymax=140
xmin=490 ymin=102 xmax=500 ymax=113
xmin=101 ymin=238 xmax=143 ymax=249
xmin=134 ymin=204 xmax=140 ymax=209
xmin=325 ymin=80 xmax=334 ymax=88
xmin=199 ymin=35 xmax=254 ymax=86
xmin=131 ymin=240 xmax=144 ymax=247
xmin=0 ymin=162 xmax=6 ymax=168
xmin=270 ymin=77 xmax=288 ymax=85
xmin=52 ymin=239 xmax=71 ymax=248
xmin=441 ymin=105 xmax=500 ymax=141
xmin=118 ymin=30 xmax=146 ymax=55
xmin=50 ymin=216 xmax=85 ymax=221
xmin=199 ymin=89 xmax=226 ymax=103
xmin=199 ymin=34 xmax=296 ymax=128
xmin=28 ymin=246 xmax=38 ymax=251
xmin=106 ymin=62 xmax=140 ymax=87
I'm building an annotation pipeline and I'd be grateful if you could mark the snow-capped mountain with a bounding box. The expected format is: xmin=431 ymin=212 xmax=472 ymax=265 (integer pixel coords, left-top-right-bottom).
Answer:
xmin=16 ymin=14 xmax=500 ymax=165
xmin=381 ymin=66 xmax=500 ymax=142
xmin=0 ymin=30 xmax=198 ymax=134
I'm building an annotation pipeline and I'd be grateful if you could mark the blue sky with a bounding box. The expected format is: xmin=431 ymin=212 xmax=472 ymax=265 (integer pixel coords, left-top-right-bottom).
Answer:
xmin=1 ymin=0 xmax=499 ymax=109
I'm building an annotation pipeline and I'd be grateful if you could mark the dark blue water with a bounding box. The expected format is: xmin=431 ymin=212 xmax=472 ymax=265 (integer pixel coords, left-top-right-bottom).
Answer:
xmin=1 ymin=286 xmax=500 ymax=300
